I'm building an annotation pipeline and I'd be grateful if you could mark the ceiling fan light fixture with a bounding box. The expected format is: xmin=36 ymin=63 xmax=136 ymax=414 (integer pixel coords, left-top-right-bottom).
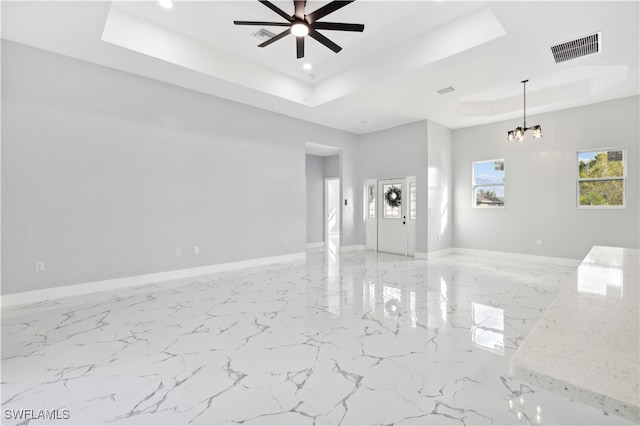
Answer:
xmin=234 ymin=1 xmax=364 ymax=58
xmin=291 ymin=22 xmax=309 ymax=37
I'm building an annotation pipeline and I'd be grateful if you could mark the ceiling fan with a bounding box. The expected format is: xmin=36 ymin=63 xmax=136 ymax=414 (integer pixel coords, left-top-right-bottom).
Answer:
xmin=234 ymin=1 xmax=365 ymax=59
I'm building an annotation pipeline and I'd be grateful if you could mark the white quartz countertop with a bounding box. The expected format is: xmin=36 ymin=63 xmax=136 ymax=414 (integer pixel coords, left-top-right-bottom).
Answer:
xmin=510 ymin=246 xmax=639 ymax=422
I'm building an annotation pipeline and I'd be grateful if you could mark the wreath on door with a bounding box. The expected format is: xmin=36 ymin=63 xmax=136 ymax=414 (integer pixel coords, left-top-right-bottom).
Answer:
xmin=384 ymin=186 xmax=402 ymax=208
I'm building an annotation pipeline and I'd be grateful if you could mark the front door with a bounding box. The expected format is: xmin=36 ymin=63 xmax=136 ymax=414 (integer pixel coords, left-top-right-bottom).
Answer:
xmin=378 ymin=178 xmax=407 ymax=255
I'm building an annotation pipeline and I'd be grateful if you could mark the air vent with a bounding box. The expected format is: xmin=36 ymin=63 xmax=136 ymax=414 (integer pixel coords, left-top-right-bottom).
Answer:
xmin=437 ymin=86 xmax=455 ymax=95
xmin=251 ymin=29 xmax=275 ymax=43
xmin=607 ymin=150 xmax=623 ymax=162
xmin=550 ymin=32 xmax=600 ymax=63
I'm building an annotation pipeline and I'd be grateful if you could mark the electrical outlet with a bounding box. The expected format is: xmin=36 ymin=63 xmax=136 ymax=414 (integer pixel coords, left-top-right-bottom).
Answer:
xmin=176 ymin=248 xmax=182 ymax=256
xmin=536 ymin=239 xmax=543 ymax=246
xmin=35 ymin=261 xmax=45 ymax=272
xmin=194 ymin=246 xmax=200 ymax=255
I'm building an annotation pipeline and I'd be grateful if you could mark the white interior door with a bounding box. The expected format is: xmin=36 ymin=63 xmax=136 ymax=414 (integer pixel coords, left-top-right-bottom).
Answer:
xmin=365 ymin=179 xmax=377 ymax=251
xmin=378 ymin=178 xmax=408 ymax=255
xmin=324 ymin=178 xmax=340 ymax=249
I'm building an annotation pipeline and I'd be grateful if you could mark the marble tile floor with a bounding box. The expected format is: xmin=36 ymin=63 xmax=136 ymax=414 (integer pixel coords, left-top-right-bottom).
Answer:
xmin=1 ymin=249 xmax=635 ymax=425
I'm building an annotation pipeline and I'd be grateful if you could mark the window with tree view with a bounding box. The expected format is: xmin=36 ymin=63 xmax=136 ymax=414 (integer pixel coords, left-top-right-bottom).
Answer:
xmin=472 ymin=160 xmax=505 ymax=208
xmin=578 ymin=149 xmax=625 ymax=207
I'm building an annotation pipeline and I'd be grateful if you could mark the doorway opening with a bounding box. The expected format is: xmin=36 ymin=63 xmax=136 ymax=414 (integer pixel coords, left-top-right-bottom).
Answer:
xmin=304 ymin=143 xmax=341 ymax=252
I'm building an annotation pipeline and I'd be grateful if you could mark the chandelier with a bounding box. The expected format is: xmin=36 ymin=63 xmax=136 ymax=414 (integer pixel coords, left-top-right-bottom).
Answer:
xmin=507 ymin=79 xmax=542 ymax=142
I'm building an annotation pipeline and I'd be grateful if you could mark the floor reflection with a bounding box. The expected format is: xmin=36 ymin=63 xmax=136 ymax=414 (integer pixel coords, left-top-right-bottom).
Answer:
xmin=326 ymin=234 xmax=340 ymax=316
xmin=471 ymin=302 xmax=505 ymax=356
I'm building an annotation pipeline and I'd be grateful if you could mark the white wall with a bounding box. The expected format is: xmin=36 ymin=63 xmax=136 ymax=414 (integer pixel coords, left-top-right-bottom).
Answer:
xmin=452 ymin=96 xmax=639 ymax=259
xmin=427 ymin=121 xmax=453 ymax=252
xmin=1 ymin=41 xmax=358 ymax=295
xmin=356 ymin=121 xmax=429 ymax=252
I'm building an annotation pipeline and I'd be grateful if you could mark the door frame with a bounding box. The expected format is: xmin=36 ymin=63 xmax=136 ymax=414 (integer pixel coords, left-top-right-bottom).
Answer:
xmin=365 ymin=176 xmax=416 ymax=256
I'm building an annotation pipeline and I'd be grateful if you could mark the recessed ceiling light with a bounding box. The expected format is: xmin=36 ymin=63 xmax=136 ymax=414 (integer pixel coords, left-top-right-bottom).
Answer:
xmin=159 ymin=0 xmax=173 ymax=9
xmin=302 ymin=63 xmax=312 ymax=71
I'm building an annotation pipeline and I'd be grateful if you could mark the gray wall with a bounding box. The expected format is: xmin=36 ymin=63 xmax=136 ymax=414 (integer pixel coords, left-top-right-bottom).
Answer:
xmin=305 ymin=154 xmax=339 ymax=244
xmin=1 ymin=41 xmax=358 ymax=295
xmin=427 ymin=121 xmax=453 ymax=252
xmin=4 ymin=41 xmax=638 ymax=296
xmin=356 ymin=121 xmax=429 ymax=252
xmin=323 ymin=155 xmax=339 ymax=178
xmin=452 ymin=96 xmax=640 ymax=259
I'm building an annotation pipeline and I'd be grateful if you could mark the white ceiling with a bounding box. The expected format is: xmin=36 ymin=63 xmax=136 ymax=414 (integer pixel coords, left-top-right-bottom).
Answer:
xmin=2 ymin=1 xmax=638 ymax=134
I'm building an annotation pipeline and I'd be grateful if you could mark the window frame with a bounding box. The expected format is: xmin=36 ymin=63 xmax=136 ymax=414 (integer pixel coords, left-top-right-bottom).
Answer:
xmin=576 ymin=148 xmax=626 ymax=209
xmin=472 ymin=159 xmax=505 ymax=209
xmin=409 ymin=182 xmax=417 ymax=220
xmin=367 ymin=183 xmax=376 ymax=219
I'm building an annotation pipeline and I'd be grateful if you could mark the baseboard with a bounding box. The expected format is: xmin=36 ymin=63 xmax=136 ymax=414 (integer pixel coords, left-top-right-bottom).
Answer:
xmin=305 ymin=242 xmax=325 ymax=250
xmin=415 ymin=248 xmax=579 ymax=266
xmin=439 ymin=248 xmax=580 ymax=267
xmin=1 ymin=252 xmax=306 ymax=308
xmin=339 ymin=244 xmax=366 ymax=252
xmin=414 ymin=248 xmax=456 ymax=260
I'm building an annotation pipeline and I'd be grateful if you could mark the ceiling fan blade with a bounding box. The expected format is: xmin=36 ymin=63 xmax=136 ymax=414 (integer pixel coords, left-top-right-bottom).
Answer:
xmin=309 ymin=29 xmax=342 ymax=53
xmin=259 ymin=0 xmax=294 ymax=22
xmin=294 ymin=0 xmax=305 ymax=19
xmin=306 ymin=1 xmax=354 ymax=24
xmin=234 ymin=21 xmax=291 ymax=27
xmin=312 ymin=22 xmax=364 ymax=32
xmin=296 ymin=36 xmax=305 ymax=58
xmin=258 ymin=28 xmax=292 ymax=47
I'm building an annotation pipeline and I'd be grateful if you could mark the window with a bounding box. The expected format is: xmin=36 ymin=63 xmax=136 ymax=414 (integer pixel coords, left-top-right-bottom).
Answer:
xmin=409 ymin=182 xmax=416 ymax=220
xmin=577 ymin=149 xmax=625 ymax=208
xmin=367 ymin=184 xmax=376 ymax=218
xmin=383 ymin=183 xmax=402 ymax=218
xmin=472 ymin=159 xmax=505 ymax=208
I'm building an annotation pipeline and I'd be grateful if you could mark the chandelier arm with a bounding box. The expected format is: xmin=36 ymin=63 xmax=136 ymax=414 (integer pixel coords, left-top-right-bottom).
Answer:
xmin=523 ymin=80 xmax=527 ymax=129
